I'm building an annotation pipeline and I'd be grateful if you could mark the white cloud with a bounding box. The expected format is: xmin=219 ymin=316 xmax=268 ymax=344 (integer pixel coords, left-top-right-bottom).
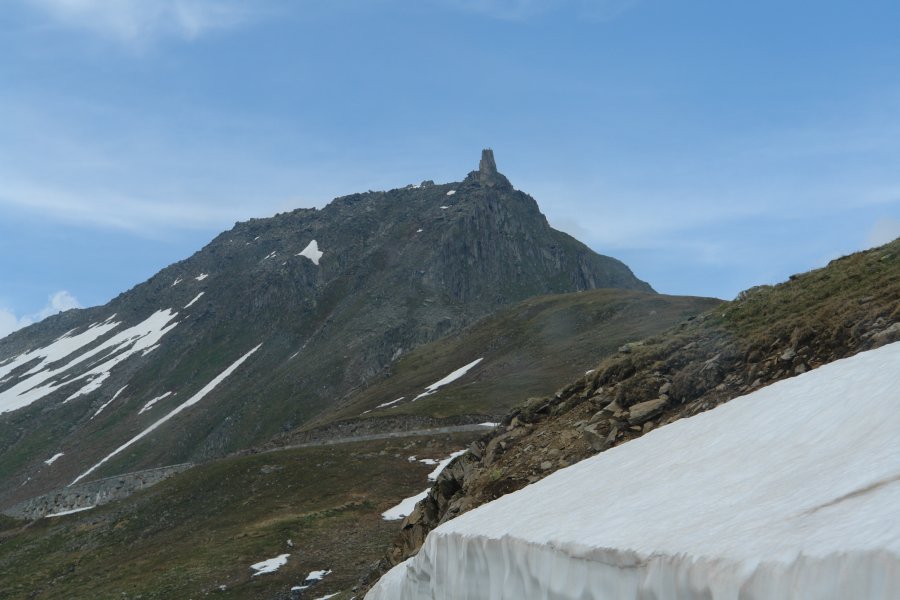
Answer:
xmin=866 ymin=217 xmax=900 ymax=249
xmin=0 ymin=177 xmax=242 ymax=233
xmin=0 ymin=310 xmax=31 ymax=340
xmin=24 ymin=0 xmax=254 ymax=45
xmin=35 ymin=291 xmax=82 ymax=319
xmin=0 ymin=291 xmax=82 ymax=340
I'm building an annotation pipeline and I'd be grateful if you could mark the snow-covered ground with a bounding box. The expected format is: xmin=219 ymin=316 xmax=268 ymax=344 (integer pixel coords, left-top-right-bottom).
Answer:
xmin=382 ymin=490 xmax=429 ymax=521
xmin=43 ymin=452 xmax=64 ymax=466
xmin=183 ymin=292 xmax=204 ymax=309
xmin=92 ymin=384 xmax=127 ymax=418
xmin=0 ymin=310 xmax=179 ymax=414
xmin=291 ymin=569 xmax=332 ymax=592
xmin=250 ymin=553 xmax=289 ymax=576
xmin=368 ymin=341 xmax=900 ymax=599
xmin=383 ymin=450 xmax=469 ymax=521
xmin=138 ymin=391 xmax=173 ymax=414
xmin=412 ymin=358 xmax=482 ymax=401
xmin=44 ymin=505 xmax=95 ymax=518
xmin=298 ymin=240 xmax=324 ymax=265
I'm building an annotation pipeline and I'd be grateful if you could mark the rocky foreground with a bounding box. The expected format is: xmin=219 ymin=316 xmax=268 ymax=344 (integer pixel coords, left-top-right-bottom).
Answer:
xmin=359 ymin=238 xmax=899 ymax=594
xmin=368 ymin=340 xmax=900 ymax=599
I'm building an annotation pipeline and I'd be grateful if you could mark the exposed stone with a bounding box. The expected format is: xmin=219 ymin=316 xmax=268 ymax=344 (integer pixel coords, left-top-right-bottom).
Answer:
xmin=4 ymin=463 xmax=193 ymax=519
xmin=604 ymin=427 xmax=619 ymax=446
xmin=468 ymin=442 xmax=483 ymax=460
xmin=581 ymin=424 xmax=607 ymax=451
xmin=627 ymin=398 xmax=668 ymax=425
xmin=479 ymin=148 xmax=498 ymax=176
xmin=872 ymin=322 xmax=900 ymax=345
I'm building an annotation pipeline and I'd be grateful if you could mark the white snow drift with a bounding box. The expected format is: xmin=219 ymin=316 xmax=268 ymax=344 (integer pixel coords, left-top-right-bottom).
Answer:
xmin=368 ymin=341 xmax=900 ymax=599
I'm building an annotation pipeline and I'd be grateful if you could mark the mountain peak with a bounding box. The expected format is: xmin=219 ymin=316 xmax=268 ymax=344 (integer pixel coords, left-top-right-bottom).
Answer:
xmin=479 ymin=148 xmax=498 ymax=176
xmin=466 ymin=148 xmax=511 ymax=188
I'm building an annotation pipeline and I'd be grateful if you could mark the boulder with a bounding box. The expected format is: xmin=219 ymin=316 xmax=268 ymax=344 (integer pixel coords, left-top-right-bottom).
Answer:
xmin=627 ymin=398 xmax=668 ymax=425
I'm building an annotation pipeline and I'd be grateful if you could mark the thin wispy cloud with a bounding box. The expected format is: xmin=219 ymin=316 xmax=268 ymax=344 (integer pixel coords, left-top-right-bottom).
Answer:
xmin=0 ymin=177 xmax=250 ymax=233
xmin=24 ymin=0 xmax=256 ymax=45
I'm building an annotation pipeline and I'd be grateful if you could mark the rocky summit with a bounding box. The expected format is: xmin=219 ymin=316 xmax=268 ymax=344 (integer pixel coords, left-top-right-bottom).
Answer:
xmin=0 ymin=151 xmax=650 ymax=510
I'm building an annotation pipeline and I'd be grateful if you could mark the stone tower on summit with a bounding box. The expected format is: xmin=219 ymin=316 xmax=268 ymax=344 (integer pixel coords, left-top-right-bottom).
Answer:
xmin=479 ymin=148 xmax=498 ymax=176
xmin=471 ymin=148 xmax=510 ymax=188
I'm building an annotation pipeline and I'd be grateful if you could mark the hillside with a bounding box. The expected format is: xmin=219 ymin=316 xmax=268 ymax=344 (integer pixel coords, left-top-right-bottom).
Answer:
xmin=274 ymin=288 xmax=720 ymax=445
xmin=0 ymin=287 xmax=718 ymax=599
xmin=361 ymin=238 xmax=899 ymax=592
xmin=368 ymin=340 xmax=900 ymax=599
xmin=0 ymin=150 xmax=650 ymax=509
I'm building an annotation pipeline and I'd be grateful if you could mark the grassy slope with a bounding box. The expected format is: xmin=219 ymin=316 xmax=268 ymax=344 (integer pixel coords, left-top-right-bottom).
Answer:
xmin=322 ymin=289 xmax=721 ymax=422
xmin=0 ymin=433 xmax=476 ymax=600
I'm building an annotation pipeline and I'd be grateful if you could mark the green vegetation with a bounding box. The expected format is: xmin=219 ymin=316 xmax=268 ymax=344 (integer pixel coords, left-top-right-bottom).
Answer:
xmin=335 ymin=289 xmax=720 ymax=421
xmin=0 ymin=433 xmax=476 ymax=599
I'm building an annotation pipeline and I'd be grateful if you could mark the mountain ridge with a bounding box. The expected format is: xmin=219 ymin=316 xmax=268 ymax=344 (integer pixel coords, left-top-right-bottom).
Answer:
xmin=0 ymin=150 xmax=652 ymax=509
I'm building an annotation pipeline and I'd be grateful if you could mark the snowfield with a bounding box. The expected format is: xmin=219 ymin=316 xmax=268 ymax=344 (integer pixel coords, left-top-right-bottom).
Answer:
xmin=367 ymin=341 xmax=900 ymax=599
xmin=0 ymin=310 xmax=179 ymax=414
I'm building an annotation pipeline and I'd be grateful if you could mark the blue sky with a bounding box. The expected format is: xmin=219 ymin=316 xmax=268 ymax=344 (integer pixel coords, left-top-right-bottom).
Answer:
xmin=2 ymin=0 xmax=899 ymax=337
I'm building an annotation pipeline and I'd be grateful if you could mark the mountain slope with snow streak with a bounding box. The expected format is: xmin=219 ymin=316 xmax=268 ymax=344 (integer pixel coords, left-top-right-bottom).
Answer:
xmin=368 ymin=341 xmax=900 ymax=600
xmin=2 ymin=151 xmax=653 ymax=507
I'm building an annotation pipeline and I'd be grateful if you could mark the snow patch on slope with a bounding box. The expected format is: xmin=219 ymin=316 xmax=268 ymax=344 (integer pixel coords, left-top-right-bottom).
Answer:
xmin=70 ymin=344 xmax=262 ymax=486
xmin=44 ymin=452 xmax=64 ymax=466
xmin=412 ymin=358 xmax=482 ymax=401
xmin=383 ymin=450 xmax=467 ymax=521
xmin=297 ymin=240 xmax=324 ymax=265
xmin=183 ymin=292 xmax=204 ymax=309
xmin=369 ymin=342 xmax=900 ymax=599
xmin=251 ymin=553 xmax=289 ymax=577
xmin=292 ymin=569 xmax=333 ymax=592
xmin=376 ymin=397 xmax=404 ymax=409
xmin=0 ymin=319 xmax=120 ymax=384
xmin=92 ymin=385 xmax=128 ymax=419
xmin=382 ymin=490 xmax=428 ymax=521
xmin=138 ymin=391 xmax=173 ymax=414
xmin=0 ymin=310 xmax=179 ymax=414
xmin=45 ymin=505 xmax=95 ymax=518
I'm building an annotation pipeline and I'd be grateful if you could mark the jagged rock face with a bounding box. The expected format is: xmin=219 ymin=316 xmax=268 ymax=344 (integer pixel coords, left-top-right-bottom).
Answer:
xmin=0 ymin=152 xmax=650 ymax=507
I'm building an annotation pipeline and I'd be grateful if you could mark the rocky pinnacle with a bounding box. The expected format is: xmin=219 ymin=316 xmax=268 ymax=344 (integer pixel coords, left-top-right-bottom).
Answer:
xmin=471 ymin=148 xmax=510 ymax=188
xmin=479 ymin=148 xmax=498 ymax=176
